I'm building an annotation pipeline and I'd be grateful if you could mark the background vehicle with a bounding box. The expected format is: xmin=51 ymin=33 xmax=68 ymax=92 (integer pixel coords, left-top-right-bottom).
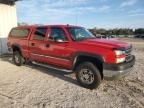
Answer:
xmin=96 ymin=35 xmax=115 ymax=39
xmin=135 ymin=35 xmax=144 ymax=39
xmin=7 ymin=25 xmax=135 ymax=89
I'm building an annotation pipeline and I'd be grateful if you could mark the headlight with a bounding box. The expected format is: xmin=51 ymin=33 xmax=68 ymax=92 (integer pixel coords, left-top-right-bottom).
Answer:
xmin=114 ymin=50 xmax=126 ymax=63
xmin=115 ymin=50 xmax=125 ymax=56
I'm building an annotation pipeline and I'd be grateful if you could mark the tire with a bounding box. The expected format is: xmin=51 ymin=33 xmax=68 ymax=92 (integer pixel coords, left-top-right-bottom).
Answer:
xmin=13 ymin=51 xmax=23 ymax=66
xmin=75 ymin=62 xmax=101 ymax=89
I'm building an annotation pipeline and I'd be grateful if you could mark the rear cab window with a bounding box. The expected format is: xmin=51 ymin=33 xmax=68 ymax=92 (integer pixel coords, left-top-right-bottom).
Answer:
xmin=33 ymin=28 xmax=47 ymax=41
xmin=10 ymin=28 xmax=30 ymax=38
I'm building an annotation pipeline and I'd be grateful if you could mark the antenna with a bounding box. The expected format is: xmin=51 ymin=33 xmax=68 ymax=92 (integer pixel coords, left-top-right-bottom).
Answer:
xmin=76 ymin=12 xmax=78 ymax=25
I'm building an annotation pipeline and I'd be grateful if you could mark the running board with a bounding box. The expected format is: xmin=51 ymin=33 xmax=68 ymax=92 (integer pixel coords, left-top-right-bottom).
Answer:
xmin=32 ymin=61 xmax=73 ymax=73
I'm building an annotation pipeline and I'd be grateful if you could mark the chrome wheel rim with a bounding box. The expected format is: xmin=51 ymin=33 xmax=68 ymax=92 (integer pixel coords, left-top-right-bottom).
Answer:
xmin=14 ymin=54 xmax=20 ymax=63
xmin=79 ymin=69 xmax=94 ymax=84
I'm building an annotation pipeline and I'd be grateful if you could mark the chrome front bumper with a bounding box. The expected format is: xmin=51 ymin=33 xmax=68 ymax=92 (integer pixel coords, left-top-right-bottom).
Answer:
xmin=103 ymin=55 xmax=135 ymax=80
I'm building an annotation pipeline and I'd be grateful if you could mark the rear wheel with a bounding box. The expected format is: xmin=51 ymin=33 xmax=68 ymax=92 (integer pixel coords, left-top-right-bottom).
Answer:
xmin=13 ymin=51 xmax=24 ymax=66
xmin=75 ymin=62 xmax=101 ymax=89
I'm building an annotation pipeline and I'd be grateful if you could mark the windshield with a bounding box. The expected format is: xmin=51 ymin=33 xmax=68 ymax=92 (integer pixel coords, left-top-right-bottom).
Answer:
xmin=67 ymin=27 xmax=96 ymax=41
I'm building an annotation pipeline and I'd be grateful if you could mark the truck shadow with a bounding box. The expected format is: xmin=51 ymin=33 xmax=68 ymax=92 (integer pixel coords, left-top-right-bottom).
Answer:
xmin=0 ymin=56 xmax=80 ymax=87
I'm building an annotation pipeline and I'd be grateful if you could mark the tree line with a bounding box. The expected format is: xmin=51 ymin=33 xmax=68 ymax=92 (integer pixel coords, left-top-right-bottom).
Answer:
xmin=89 ymin=28 xmax=144 ymax=36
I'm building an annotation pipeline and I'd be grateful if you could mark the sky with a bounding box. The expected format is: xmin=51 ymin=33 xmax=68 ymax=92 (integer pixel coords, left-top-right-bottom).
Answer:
xmin=16 ymin=0 xmax=144 ymax=29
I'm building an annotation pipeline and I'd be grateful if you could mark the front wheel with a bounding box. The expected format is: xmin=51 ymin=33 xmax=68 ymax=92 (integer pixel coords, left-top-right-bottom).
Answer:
xmin=75 ymin=62 xmax=101 ymax=89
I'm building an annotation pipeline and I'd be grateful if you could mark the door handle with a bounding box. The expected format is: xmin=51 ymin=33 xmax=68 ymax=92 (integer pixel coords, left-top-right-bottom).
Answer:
xmin=45 ymin=44 xmax=50 ymax=48
xmin=31 ymin=43 xmax=35 ymax=46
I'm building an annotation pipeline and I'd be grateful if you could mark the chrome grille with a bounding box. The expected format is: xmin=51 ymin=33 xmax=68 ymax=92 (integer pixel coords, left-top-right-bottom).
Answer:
xmin=125 ymin=46 xmax=132 ymax=62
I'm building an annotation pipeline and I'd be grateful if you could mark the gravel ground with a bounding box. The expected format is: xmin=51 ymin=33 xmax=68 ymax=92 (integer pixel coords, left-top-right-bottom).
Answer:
xmin=0 ymin=38 xmax=144 ymax=108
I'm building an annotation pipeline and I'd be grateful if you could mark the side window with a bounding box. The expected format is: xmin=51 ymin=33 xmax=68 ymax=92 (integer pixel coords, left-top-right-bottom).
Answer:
xmin=10 ymin=28 xmax=29 ymax=38
xmin=33 ymin=28 xmax=47 ymax=40
xmin=49 ymin=27 xmax=68 ymax=42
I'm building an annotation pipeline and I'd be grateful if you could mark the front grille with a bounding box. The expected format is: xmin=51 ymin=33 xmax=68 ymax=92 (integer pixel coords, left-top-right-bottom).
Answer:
xmin=125 ymin=46 xmax=133 ymax=62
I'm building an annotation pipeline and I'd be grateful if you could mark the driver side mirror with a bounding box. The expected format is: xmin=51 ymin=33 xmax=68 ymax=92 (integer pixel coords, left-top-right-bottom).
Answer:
xmin=55 ymin=38 xmax=69 ymax=43
xmin=49 ymin=36 xmax=68 ymax=43
xmin=55 ymin=38 xmax=65 ymax=43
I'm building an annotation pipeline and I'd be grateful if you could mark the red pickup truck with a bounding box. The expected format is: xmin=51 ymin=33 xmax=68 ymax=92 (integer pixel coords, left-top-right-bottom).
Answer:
xmin=7 ymin=25 xmax=135 ymax=89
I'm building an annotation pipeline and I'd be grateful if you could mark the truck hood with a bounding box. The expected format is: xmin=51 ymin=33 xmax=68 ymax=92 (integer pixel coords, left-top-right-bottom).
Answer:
xmin=78 ymin=39 xmax=130 ymax=49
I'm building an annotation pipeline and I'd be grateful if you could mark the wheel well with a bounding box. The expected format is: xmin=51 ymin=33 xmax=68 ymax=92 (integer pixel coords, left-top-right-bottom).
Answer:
xmin=73 ymin=56 xmax=103 ymax=79
xmin=12 ymin=45 xmax=21 ymax=54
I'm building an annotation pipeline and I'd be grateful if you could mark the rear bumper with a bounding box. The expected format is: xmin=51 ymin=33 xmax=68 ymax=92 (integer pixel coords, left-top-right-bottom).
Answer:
xmin=103 ymin=55 xmax=135 ymax=80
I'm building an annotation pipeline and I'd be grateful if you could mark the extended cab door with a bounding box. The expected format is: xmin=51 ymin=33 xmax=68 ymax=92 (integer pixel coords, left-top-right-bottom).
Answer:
xmin=29 ymin=27 xmax=48 ymax=62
